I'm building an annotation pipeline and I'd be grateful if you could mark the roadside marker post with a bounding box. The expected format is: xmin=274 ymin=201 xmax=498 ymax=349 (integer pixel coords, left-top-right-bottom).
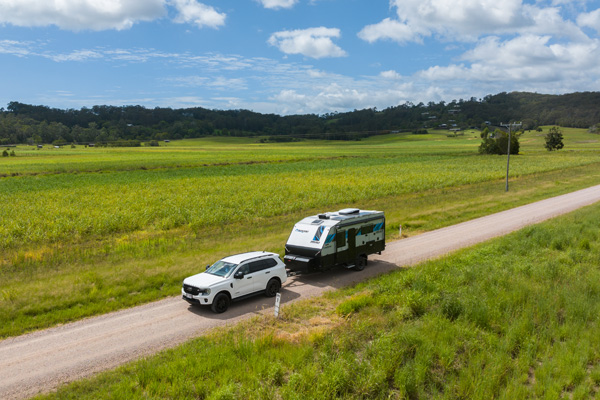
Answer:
xmin=274 ymin=293 xmax=281 ymax=317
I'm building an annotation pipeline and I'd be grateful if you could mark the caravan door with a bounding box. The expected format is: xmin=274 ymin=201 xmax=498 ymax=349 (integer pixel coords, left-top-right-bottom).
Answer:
xmin=347 ymin=228 xmax=356 ymax=260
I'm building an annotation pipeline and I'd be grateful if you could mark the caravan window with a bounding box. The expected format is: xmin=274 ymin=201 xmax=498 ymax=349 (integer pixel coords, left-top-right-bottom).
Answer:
xmin=361 ymin=225 xmax=374 ymax=234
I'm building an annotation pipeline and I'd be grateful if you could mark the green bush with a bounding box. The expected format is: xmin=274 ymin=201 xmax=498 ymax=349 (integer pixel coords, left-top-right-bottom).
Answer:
xmin=479 ymin=128 xmax=520 ymax=155
xmin=545 ymin=126 xmax=564 ymax=151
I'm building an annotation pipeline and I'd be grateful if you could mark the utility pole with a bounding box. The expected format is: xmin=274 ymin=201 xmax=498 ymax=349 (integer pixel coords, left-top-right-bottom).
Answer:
xmin=505 ymin=123 xmax=511 ymax=192
xmin=502 ymin=121 xmax=522 ymax=192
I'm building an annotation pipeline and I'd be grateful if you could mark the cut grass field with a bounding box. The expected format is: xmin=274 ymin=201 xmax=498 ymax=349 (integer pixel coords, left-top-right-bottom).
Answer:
xmin=1 ymin=127 xmax=600 ymax=338
xmin=34 ymin=200 xmax=600 ymax=399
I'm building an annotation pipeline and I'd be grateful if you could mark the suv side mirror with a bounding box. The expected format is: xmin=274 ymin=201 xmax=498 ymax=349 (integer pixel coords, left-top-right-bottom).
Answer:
xmin=234 ymin=271 xmax=245 ymax=279
xmin=205 ymin=264 xmax=210 ymax=271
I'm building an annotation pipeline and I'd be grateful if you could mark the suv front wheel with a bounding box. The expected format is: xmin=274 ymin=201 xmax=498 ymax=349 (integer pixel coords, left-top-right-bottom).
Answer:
xmin=211 ymin=292 xmax=231 ymax=313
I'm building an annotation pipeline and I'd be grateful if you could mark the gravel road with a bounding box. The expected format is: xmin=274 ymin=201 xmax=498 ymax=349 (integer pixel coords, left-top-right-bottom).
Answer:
xmin=2 ymin=184 xmax=600 ymax=399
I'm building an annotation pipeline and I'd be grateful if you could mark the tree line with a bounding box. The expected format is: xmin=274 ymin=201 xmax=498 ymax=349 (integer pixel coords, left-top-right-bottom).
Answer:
xmin=1 ymin=91 xmax=599 ymax=145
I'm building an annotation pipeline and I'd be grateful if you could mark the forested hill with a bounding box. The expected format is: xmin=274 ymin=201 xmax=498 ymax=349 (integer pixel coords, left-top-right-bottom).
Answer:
xmin=1 ymin=91 xmax=599 ymax=145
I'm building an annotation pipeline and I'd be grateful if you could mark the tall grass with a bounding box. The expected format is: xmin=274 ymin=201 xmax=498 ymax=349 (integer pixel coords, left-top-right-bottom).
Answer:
xmin=2 ymin=132 xmax=599 ymax=250
xmin=2 ymin=129 xmax=600 ymax=338
xmin=35 ymin=202 xmax=600 ymax=399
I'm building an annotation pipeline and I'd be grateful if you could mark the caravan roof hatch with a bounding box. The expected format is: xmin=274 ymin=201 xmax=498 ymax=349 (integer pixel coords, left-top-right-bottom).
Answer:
xmin=338 ymin=208 xmax=360 ymax=215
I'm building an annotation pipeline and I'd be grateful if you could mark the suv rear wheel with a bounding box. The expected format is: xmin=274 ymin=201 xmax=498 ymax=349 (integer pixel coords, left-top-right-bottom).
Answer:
xmin=265 ymin=278 xmax=281 ymax=297
xmin=211 ymin=292 xmax=230 ymax=313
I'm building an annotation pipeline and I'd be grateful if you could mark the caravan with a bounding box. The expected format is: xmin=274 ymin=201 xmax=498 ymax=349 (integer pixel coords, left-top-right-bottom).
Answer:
xmin=284 ymin=208 xmax=385 ymax=273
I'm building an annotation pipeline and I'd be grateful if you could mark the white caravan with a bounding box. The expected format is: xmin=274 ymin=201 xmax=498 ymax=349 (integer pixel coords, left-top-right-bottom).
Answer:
xmin=284 ymin=208 xmax=385 ymax=273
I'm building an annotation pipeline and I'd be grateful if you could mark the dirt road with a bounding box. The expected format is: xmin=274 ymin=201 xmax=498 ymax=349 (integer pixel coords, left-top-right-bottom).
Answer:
xmin=2 ymin=184 xmax=600 ymax=399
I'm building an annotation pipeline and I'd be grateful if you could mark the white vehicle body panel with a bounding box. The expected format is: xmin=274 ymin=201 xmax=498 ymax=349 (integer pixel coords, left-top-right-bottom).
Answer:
xmin=284 ymin=209 xmax=385 ymax=272
xmin=182 ymin=251 xmax=287 ymax=310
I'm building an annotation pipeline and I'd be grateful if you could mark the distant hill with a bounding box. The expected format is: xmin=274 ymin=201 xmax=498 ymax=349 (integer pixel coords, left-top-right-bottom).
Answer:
xmin=1 ymin=92 xmax=599 ymax=145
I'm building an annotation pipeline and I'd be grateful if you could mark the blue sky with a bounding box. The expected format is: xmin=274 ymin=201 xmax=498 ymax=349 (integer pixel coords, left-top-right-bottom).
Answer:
xmin=1 ymin=0 xmax=600 ymax=115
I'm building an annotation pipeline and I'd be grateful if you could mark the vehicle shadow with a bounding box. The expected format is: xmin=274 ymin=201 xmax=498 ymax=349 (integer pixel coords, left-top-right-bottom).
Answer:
xmin=186 ymin=259 xmax=403 ymax=320
xmin=287 ymin=259 xmax=403 ymax=289
xmin=185 ymin=287 xmax=302 ymax=320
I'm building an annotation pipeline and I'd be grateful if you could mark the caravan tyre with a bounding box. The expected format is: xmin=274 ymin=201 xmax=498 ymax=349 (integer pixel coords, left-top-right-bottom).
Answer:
xmin=211 ymin=293 xmax=230 ymax=313
xmin=265 ymin=278 xmax=281 ymax=297
xmin=354 ymin=256 xmax=367 ymax=271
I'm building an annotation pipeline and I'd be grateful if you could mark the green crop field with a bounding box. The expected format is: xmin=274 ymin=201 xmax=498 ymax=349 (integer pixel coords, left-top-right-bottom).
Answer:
xmin=34 ymin=199 xmax=600 ymax=399
xmin=1 ymin=127 xmax=600 ymax=338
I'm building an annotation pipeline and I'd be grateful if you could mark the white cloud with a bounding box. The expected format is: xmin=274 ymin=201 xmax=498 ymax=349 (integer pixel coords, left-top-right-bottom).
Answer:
xmin=380 ymin=70 xmax=402 ymax=79
xmin=0 ymin=0 xmax=165 ymax=31
xmin=167 ymin=76 xmax=247 ymax=90
xmin=358 ymin=0 xmax=586 ymax=44
xmin=171 ymin=0 xmax=225 ymax=29
xmin=0 ymin=40 xmax=34 ymax=57
xmin=358 ymin=18 xmax=423 ymax=44
xmin=0 ymin=0 xmax=225 ymax=31
xmin=50 ymin=50 xmax=105 ymax=62
xmin=257 ymin=0 xmax=298 ymax=9
xmin=268 ymin=27 xmax=347 ymax=58
xmin=269 ymin=81 xmax=428 ymax=115
xmin=417 ymin=34 xmax=600 ymax=92
xmin=578 ymin=9 xmax=600 ymax=33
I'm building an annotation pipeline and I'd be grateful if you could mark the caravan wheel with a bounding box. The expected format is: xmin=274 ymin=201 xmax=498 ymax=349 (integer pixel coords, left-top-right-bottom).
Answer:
xmin=354 ymin=256 xmax=367 ymax=271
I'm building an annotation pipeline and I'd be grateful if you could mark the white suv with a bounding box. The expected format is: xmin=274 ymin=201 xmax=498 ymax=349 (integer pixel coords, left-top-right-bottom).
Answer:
xmin=182 ymin=251 xmax=288 ymax=313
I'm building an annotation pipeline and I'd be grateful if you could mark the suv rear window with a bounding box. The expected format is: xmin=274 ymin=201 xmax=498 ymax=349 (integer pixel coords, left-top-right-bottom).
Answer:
xmin=248 ymin=258 xmax=278 ymax=273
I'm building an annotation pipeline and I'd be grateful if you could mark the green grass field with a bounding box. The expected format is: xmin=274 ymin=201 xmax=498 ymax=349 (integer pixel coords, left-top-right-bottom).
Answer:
xmin=1 ymin=127 xmax=600 ymax=338
xmin=34 ymin=199 xmax=600 ymax=399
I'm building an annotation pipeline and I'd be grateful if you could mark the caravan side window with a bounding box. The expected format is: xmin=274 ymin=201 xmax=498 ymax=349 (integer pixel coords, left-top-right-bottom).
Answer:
xmin=336 ymin=230 xmax=346 ymax=247
xmin=362 ymin=225 xmax=374 ymax=234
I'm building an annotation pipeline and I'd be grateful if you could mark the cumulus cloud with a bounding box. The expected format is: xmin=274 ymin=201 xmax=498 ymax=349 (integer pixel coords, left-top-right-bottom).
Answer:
xmin=268 ymin=27 xmax=347 ymax=58
xmin=272 ymin=86 xmax=369 ymax=114
xmin=269 ymin=80 xmax=431 ymax=115
xmin=380 ymin=70 xmax=402 ymax=79
xmin=358 ymin=18 xmax=424 ymax=44
xmin=0 ymin=0 xmax=225 ymax=31
xmin=171 ymin=0 xmax=225 ymax=28
xmin=358 ymin=0 xmax=585 ymax=44
xmin=0 ymin=0 xmax=166 ymax=31
xmin=257 ymin=0 xmax=298 ymax=9
xmin=417 ymin=34 xmax=600 ymax=89
xmin=578 ymin=9 xmax=600 ymax=33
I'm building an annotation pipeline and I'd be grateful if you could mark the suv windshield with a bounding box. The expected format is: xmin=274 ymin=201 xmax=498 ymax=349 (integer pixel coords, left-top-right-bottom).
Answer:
xmin=206 ymin=260 xmax=237 ymax=277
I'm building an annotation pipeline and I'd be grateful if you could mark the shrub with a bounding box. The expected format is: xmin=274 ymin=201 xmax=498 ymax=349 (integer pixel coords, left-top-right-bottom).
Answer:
xmin=479 ymin=128 xmax=520 ymax=155
xmin=544 ymin=126 xmax=564 ymax=151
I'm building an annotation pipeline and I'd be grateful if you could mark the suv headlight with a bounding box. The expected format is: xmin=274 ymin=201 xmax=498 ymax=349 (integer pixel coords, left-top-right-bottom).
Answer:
xmin=199 ymin=288 xmax=211 ymax=296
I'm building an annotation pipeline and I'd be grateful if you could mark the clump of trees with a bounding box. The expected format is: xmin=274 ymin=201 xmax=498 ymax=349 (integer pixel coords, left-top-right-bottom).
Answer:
xmin=1 ymin=92 xmax=600 ymax=145
xmin=478 ymin=127 xmax=520 ymax=155
xmin=544 ymin=127 xmax=564 ymax=151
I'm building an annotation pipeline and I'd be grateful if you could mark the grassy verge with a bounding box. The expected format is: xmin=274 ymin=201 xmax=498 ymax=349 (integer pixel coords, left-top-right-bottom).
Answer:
xmin=35 ymin=201 xmax=600 ymax=399
xmin=2 ymin=161 xmax=600 ymax=339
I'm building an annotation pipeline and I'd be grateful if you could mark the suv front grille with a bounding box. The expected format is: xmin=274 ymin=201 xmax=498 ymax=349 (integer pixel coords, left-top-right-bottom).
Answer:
xmin=183 ymin=284 xmax=201 ymax=295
